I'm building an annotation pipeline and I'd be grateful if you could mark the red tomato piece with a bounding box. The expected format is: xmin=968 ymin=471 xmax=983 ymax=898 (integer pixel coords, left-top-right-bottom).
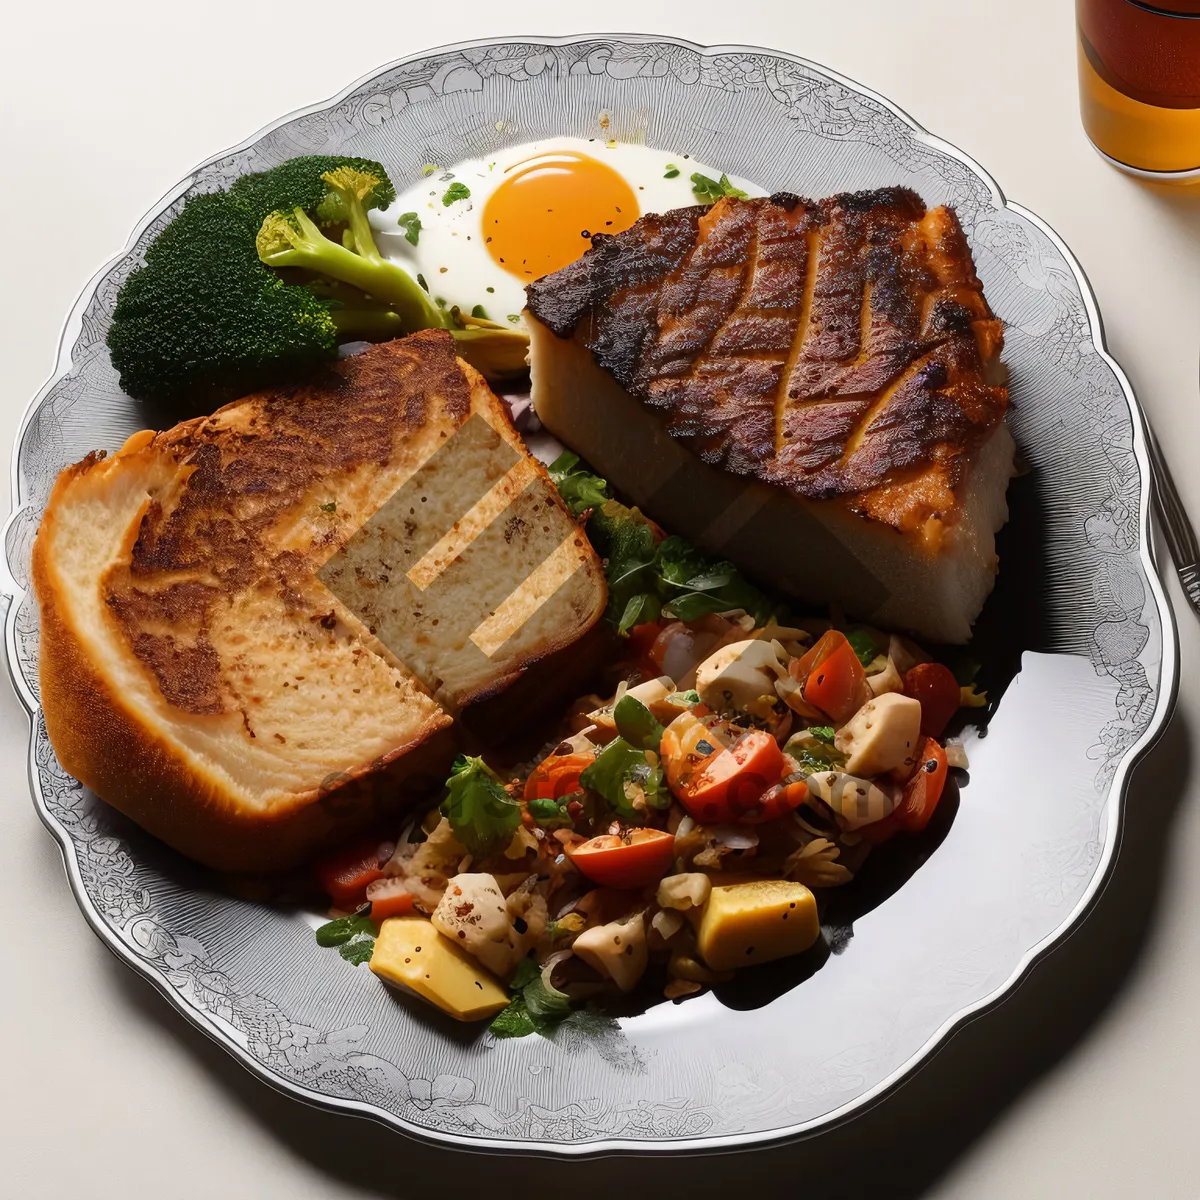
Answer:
xmin=680 ymin=731 xmax=785 ymax=824
xmin=903 ymin=663 xmax=962 ymax=738
xmin=792 ymin=631 xmax=867 ymax=721
xmin=862 ymin=739 xmax=949 ymax=843
xmin=626 ymin=620 xmax=666 ymax=677
xmin=567 ymin=828 xmax=677 ymax=888
xmin=524 ymin=752 xmax=594 ymax=802
xmin=739 ymin=777 xmax=809 ymax=824
xmin=316 ymin=836 xmax=387 ymax=909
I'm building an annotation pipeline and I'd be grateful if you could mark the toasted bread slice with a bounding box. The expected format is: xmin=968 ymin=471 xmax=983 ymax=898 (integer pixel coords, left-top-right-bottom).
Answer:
xmin=526 ymin=189 xmax=1013 ymax=643
xmin=33 ymin=332 xmax=605 ymax=870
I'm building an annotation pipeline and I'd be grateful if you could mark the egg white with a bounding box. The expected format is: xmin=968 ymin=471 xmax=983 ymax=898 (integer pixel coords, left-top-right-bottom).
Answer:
xmin=369 ymin=137 xmax=765 ymax=323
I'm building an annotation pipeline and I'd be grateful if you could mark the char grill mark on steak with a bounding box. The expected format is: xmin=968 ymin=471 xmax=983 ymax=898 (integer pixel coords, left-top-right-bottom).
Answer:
xmin=526 ymin=188 xmax=1006 ymax=514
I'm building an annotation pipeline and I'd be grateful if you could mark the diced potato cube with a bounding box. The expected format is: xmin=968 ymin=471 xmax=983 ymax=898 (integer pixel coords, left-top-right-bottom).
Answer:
xmin=693 ymin=880 xmax=820 ymax=972
xmin=370 ymin=916 xmax=509 ymax=1022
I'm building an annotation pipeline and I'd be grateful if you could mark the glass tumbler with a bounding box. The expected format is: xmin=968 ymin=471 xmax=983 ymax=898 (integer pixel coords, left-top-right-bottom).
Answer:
xmin=1078 ymin=0 xmax=1200 ymax=181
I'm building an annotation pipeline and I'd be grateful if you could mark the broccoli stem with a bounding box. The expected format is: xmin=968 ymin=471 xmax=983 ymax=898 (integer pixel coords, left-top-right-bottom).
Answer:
xmin=329 ymin=306 xmax=406 ymax=341
xmin=262 ymin=208 xmax=446 ymax=332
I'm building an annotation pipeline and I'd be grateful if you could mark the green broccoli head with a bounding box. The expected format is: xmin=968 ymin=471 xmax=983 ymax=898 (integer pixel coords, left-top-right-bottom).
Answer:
xmin=227 ymin=155 xmax=396 ymax=228
xmin=107 ymin=192 xmax=340 ymax=406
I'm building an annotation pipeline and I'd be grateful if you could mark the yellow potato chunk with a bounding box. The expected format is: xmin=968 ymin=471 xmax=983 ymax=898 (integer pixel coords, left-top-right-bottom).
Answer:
xmin=370 ymin=917 xmax=509 ymax=1022
xmin=694 ymin=880 xmax=820 ymax=972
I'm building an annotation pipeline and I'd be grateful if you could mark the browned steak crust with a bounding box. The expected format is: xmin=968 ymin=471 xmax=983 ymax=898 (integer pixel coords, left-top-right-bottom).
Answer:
xmin=526 ymin=189 xmax=1007 ymax=534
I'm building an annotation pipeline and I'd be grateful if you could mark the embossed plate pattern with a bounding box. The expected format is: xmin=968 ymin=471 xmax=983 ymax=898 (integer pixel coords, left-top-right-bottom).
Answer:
xmin=0 ymin=35 xmax=1178 ymax=1154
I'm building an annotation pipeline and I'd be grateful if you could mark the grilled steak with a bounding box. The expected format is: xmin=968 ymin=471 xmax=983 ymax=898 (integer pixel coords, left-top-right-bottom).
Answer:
xmin=526 ymin=188 xmax=1013 ymax=642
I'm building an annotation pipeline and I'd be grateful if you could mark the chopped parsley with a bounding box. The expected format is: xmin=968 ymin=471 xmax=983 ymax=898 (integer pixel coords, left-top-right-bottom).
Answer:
xmin=442 ymin=182 xmax=471 ymax=206
xmin=416 ymin=272 xmax=429 ymax=292
xmin=664 ymin=164 xmax=680 ymax=179
xmin=548 ymin=450 xmax=608 ymax=518
xmin=318 ymin=500 xmax=337 ymax=514
xmin=691 ymin=172 xmax=749 ymax=204
xmin=507 ymin=313 xmax=521 ymax=323
xmin=547 ymin=451 xmax=772 ymax=635
xmin=397 ymin=211 xmax=422 ymax=245
xmin=439 ymin=755 xmax=521 ymax=855
xmin=808 ymin=725 xmax=836 ymax=745
xmin=470 ymin=304 xmax=489 ymax=319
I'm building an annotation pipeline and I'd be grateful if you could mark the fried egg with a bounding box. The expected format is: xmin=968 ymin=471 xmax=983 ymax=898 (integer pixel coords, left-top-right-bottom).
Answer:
xmin=370 ymin=137 xmax=764 ymax=323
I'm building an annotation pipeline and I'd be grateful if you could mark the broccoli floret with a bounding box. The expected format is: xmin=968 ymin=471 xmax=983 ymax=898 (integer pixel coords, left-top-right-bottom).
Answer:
xmin=256 ymin=167 xmax=529 ymax=380
xmin=107 ymin=155 xmax=526 ymax=407
xmin=227 ymin=155 xmax=396 ymax=228
xmin=256 ymin=186 xmax=444 ymax=333
xmin=106 ymin=190 xmax=403 ymax=406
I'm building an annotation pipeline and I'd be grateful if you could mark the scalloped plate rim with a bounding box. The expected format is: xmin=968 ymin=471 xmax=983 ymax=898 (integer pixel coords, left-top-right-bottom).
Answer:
xmin=0 ymin=32 xmax=1180 ymax=1156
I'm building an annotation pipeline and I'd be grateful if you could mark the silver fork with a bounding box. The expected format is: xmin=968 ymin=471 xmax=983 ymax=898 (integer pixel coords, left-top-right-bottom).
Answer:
xmin=1146 ymin=424 xmax=1200 ymax=617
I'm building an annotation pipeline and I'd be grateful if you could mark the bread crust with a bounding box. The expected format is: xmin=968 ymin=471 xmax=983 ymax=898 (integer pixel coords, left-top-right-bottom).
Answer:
xmin=34 ymin=470 xmax=455 ymax=871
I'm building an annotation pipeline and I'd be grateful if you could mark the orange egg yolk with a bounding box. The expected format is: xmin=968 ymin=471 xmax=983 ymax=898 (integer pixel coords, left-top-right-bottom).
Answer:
xmin=482 ymin=151 xmax=640 ymax=280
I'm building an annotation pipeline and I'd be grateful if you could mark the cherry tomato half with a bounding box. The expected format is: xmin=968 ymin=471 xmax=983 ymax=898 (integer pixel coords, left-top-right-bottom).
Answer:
xmin=791 ymin=631 xmax=867 ymax=721
xmin=680 ymin=731 xmax=785 ymax=824
xmin=903 ymin=663 xmax=961 ymax=738
xmin=861 ymin=738 xmax=949 ymax=844
xmin=567 ymin=828 xmax=677 ymax=888
xmin=524 ymin=752 xmax=595 ymax=802
xmin=316 ymin=835 xmax=388 ymax=909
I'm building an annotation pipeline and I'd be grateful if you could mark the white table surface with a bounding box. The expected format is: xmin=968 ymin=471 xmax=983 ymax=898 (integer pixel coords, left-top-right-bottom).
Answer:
xmin=3 ymin=2 xmax=1198 ymax=1195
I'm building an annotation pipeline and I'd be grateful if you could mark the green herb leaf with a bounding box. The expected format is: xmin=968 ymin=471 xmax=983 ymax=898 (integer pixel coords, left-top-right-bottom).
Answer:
xmin=417 ymin=272 xmax=429 ymax=292
xmin=527 ymin=796 xmax=574 ymax=828
xmin=690 ymin=171 xmax=749 ymax=204
xmin=507 ymin=313 xmax=521 ymax=323
xmin=489 ymin=996 xmax=537 ymax=1038
xmin=442 ymin=182 xmax=471 ymax=205
xmin=783 ymin=734 xmax=846 ymax=776
xmin=315 ymin=912 xmax=375 ymax=948
xmin=846 ymin=630 xmax=879 ymax=667
xmin=440 ymin=755 xmax=521 ymax=855
xmin=613 ymin=694 xmax=665 ymax=752
xmin=318 ymin=500 xmax=337 ymax=514
xmin=397 ymin=211 xmax=422 ymax=246
xmin=486 ymin=286 xmax=495 ymax=293
xmin=524 ymin=974 xmax=572 ymax=1025
xmin=809 ymin=725 xmax=836 ymax=745
xmin=548 ymin=450 xmax=610 ymax=518
xmin=338 ymin=936 xmax=376 ymax=966
xmin=670 ymin=689 xmax=700 ymax=707
xmin=617 ymin=591 xmax=661 ymax=635
xmin=490 ymin=959 xmax=573 ymax=1039
xmin=470 ymin=303 xmax=488 ymax=319
xmin=509 ymin=956 xmax=541 ymax=990
xmin=664 ymin=164 xmax=680 ymax=179
xmin=587 ymin=500 xmax=660 ymax=632
xmin=580 ymin=737 xmax=666 ymax=817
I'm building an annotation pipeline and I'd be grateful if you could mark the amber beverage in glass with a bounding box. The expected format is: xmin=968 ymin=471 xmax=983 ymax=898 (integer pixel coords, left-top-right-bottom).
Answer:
xmin=1078 ymin=0 xmax=1200 ymax=181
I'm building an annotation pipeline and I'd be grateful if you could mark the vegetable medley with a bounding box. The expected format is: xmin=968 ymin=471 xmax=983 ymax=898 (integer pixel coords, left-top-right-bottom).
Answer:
xmin=312 ymin=462 xmax=981 ymax=1035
